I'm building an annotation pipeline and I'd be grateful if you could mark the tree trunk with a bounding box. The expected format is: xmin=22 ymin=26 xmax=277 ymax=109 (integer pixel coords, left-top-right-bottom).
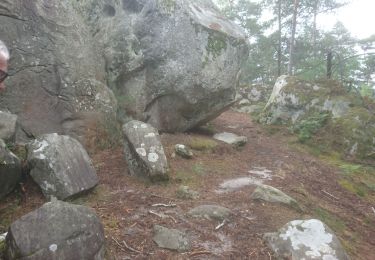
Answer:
xmin=313 ymin=0 xmax=318 ymax=59
xmin=277 ymin=0 xmax=282 ymax=76
xmin=287 ymin=0 xmax=299 ymax=75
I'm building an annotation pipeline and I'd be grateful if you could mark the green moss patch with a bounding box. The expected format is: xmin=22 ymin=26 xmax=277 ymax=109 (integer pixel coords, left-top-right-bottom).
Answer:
xmin=187 ymin=137 xmax=218 ymax=151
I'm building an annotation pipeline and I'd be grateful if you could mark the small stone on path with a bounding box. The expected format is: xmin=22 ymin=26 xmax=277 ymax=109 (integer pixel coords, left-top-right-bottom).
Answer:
xmin=153 ymin=225 xmax=190 ymax=252
xmin=213 ymin=132 xmax=247 ymax=146
xmin=175 ymin=144 xmax=193 ymax=159
xmin=188 ymin=205 xmax=232 ymax=221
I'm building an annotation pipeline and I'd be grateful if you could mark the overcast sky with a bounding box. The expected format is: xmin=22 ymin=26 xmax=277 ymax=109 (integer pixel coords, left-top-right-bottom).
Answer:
xmin=318 ymin=0 xmax=375 ymax=39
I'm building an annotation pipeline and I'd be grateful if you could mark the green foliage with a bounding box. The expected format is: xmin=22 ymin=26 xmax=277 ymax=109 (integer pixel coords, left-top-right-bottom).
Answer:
xmin=293 ymin=112 xmax=330 ymax=142
xmin=359 ymin=84 xmax=374 ymax=98
xmin=337 ymin=162 xmax=375 ymax=199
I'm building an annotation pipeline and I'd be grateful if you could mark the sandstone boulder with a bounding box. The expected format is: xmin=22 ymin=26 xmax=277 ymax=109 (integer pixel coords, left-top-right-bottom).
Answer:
xmin=5 ymin=201 xmax=105 ymax=260
xmin=27 ymin=133 xmax=98 ymax=200
xmin=76 ymin=0 xmax=248 ymax=132
xmin=122 ymin=120 xmax=168 ymax=181
xmin=0 ymin=1 xmax=117 ymax=143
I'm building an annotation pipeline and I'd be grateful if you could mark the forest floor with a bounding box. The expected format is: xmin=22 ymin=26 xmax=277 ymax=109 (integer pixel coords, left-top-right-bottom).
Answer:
xmin=1 ymin=110 xmax=375 ymax=259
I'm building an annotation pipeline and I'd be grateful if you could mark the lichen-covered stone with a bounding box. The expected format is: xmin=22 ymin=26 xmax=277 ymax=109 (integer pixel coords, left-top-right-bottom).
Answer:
xmin=0 ymin=140 xmax=22 ymax=200
xmin=264 ymin=219 xmax=350 ymax=260
xmin=122 ymin=120 xmax=169 ymax=181
xmin=175 ymin=144 xmax=194 ymax=159
xmin=153 ymin=225 xmax=191 ymax=252
xmin=5 ymin=201 xmax=105 ymax=260
xmin=27 ymin=133 xmax=98 ymax=200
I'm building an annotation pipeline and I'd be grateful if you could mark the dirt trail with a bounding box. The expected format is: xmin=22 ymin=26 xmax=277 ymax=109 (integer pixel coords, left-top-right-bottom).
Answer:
xmin=1 ymin=110 xmax=374 ymax=259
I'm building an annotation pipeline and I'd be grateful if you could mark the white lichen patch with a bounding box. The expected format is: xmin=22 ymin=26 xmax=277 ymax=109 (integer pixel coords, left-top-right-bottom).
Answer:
xmin=140 ymin=124 xmax=148 ymax=129
xmin=49 ymin=244 xmax=58 ymax=252
xmin=148 ymin=152 xmax=159 ymax=162
xmin=144 ymin=132 xmax=156 ymax=138
xmin=37 ymin=153 xmax=46 ymax=160
xmin=136 ymin=148 xmax=147 ymax=157
xmin=280 ymin=219 xmax=337 ymax=259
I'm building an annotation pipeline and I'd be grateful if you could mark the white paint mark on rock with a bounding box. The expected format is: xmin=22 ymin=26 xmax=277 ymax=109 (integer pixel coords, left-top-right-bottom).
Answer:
xmin=148 ymin=152 xmax=159 ymax=162
xmin=49 ymin=244 xmax=58 ymax=252
xmin=136 ymin=148 xmax=147 ymax=157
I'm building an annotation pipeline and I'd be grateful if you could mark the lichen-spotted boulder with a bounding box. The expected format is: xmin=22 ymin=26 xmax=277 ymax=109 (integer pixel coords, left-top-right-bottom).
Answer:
xmin=0 ymin=140 xmax=22 ymax=200
xmin=5 ymin=201 xmax=105 ymax=260
xmin=122 ymin=120 xmax=168 ymax=181
xmin=76 ymin=0 xmax=248 ymax=132
xmin=27 ymin=133 xmax=98 ymax=200
xmin=264 ymin=219 xmax=349 ymax=260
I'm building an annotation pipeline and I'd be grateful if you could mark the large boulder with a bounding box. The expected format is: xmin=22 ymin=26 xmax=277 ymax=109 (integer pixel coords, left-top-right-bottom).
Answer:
xmin=0 ymin=140 xmax=22 ymax=199
xmin=0 ymin=1 xmax=117 ymax=144
xmin=122 ymin=120 xmax=168 ymax=181
xmin=261 ymin=76 xmax=375 ymax=161
xmin=5 ymin=200 xmax=105 ymax=260
xmin=76 ymin=0 xmax=248 ymax=132
xmin=27 ymin=133 xmax=98 ymax=200
xmin=264 ymin=219 xmax=349 ymax=260
xmin=0 ymin=111 xmax=17 ymax=142
xmin=234 ymin=84 xmax=273 ymax=114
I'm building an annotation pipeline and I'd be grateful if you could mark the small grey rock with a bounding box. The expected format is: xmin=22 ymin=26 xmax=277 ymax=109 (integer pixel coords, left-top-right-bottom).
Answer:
xmin=213 ymin=132 xmax=247 ymax=146
xmin=251 ymin=184 xmax=301 ymax=211
xmin=175 ymin=144 xmax=193 ymax=159
xmin=153 ymin=225 xmax=190 ymax=252
xmin=188 ymin=205 xmax=232 ymax=221
xmin=176 ymin=185 xmax=199 ymax=200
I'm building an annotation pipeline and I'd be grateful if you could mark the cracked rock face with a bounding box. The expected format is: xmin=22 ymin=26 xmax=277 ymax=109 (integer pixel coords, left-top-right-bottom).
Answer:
xmin=264 ymin=219 xmax=350 ymax=260
xmin=122 ymin=120 xmax=168 ymax=181
xmin=0 ymin=1 xmax=117 ymax=143
xmin=5 ymin=201 xmax=105 ymax=260
xmin=27 ymin=133 xmax=98 ymax=200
